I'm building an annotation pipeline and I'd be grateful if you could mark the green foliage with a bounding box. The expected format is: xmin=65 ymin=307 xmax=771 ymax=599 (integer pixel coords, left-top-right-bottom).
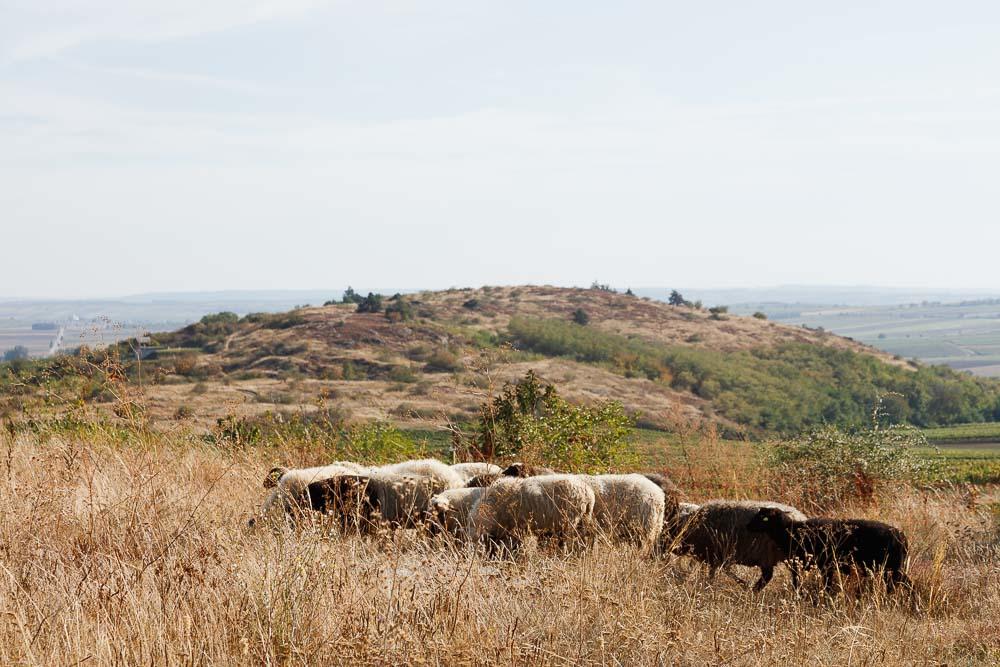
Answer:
xmin=474 ymin=371 xmax=636 ymax=471
xmin=708 ymin=306 xmax=728 ymax=320
xmin=384 ymin=297 xmax=414 ymax=322
xmin=590 ymin=282 xmax=616 ymax=293
xmin=423 ymin=349 xmax=463 ymax=373
xmin=342 ymin=421 xmax=428 ymax=461
xmin=770 ymin=417 xmax=934 ymax=505
xmin=199 ymin=312 xmax=238 ymax=326
xmin=668 ymin=290 xmax=688 ymax=307
xmin=462 ymin=298 xmax=481 ymax=310
xmin=341 ymin=286 xmax=364 ymax=304
xmin=571 ymin=308 xmax=590 ymax=326
xmin=752 ymin=311 xmax=768 ymax=320
xmin=2 ymin=345 xmax=29 ymax=362
xmin=356 ymin=293 xmax=383 ymax=313
xmin=505 ymin=316 xmax=1000 ymax=433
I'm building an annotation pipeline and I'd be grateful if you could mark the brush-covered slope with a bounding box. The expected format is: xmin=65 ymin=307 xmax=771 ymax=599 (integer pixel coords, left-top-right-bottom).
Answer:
xmin=80 ymin=285 xmax=993 ymax=435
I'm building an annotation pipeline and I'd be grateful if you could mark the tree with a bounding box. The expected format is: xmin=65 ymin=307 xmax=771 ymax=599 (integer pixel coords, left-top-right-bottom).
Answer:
xmin=341 ymin=286 xmax=364 ymax=304
xmin=625 ymin=288 xmax=635 ymax=296
xmin=356 ymin=292 xmax=383 ymax=313
xmin=2 ymin=345 xmax=29 ymax=362
xmin=668 ymin=290 xmax=687 ymax=307
xmin=753 ymin=311 xmax=768 ymax=320
xmin=572 ymin=308 xmax=590 ymax=325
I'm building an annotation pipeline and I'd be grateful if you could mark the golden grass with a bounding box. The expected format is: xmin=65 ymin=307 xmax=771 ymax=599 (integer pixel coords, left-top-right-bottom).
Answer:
xmin=1 ymin=431 xmax=998 ymax=665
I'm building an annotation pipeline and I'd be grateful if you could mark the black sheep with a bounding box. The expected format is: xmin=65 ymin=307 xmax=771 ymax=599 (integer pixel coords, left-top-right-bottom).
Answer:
xmin=746 ymin=506 xmax=910 ymax=593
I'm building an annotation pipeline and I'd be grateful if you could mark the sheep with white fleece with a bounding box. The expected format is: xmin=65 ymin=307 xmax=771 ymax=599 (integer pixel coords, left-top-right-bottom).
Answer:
xmin=467 ymin=474 xmax=596 ymax=556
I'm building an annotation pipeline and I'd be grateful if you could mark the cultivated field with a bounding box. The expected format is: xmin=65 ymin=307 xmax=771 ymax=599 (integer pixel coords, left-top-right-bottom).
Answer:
xmin=769 ymin=300 xmax=1000 ymax=376
xmin=0 ymin=426 xmax=997 ymax=665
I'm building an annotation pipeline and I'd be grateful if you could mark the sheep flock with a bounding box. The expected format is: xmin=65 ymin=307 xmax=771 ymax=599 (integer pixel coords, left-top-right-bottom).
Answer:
xmin=251 ymin=457 xmax=912 ymax=596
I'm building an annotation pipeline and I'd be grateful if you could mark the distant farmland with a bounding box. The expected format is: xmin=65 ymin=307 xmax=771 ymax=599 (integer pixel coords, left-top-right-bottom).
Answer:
xmin=752 ymin=299 xmax=1000 ymax=376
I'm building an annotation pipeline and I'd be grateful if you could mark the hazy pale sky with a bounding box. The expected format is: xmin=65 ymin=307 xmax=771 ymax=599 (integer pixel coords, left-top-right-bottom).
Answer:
xmin=2 ymin=1 xmax=999 ymax=298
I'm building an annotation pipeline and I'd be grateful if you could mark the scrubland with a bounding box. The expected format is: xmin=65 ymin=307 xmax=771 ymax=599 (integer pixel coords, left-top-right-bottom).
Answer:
xmin=1 ymin=426 xmax=997 ymax=666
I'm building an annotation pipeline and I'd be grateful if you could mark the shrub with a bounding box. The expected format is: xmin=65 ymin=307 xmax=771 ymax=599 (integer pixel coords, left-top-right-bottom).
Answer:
xmin=708 ymin=306 xmax=728 ymax=320
xmin=473 ymin=370 xmax=636 ymax=471
xmin=753 ymin=311 xmax=768 ymax=320
xmin=341 ymin=286 xmax=364 ymax=304
xmin=384 ymin=298 xmax=414 ymax=322
xmin=572 ymin=308 xmax=590 ymax=325
xmin=769 ymin=421 xmax=933 ymax=507
xmin=342 ymin=421 xmax=427 ymax=461
xmin=462 ymin=298 xmax=480 ymax=310
xmin=388 ymin=365 xmax=419 ymax=383
xmin=424 ymin=349 xmax=463 ymax=373
xmin=199 ymin=312 xmax=238 ymax=326
xmin=356 ymin=293 xmax=383 ymax=313
xmin=2 ymin=346 xmax=30 ymax=362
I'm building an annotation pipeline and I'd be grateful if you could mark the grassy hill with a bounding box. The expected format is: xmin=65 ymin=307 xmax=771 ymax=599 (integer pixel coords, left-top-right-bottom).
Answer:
xmin=4 ymin=285 xmax=1000 ymax=435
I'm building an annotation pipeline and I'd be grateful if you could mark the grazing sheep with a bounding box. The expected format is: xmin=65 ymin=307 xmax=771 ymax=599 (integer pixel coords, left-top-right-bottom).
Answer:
xmin=252 ymin=463 xmax=364 ymax=527
xmin=308 ymin=471 xmax=452 ymax=532
xmin=583 ymin=474 xmax=666 ymax=551
xmin=468 ymin=474 xmax=596 ymax=556
xmin=641 ymin=472 xmax=683 ymax=522
xmin=465 ymin=473 xmax=501 ymax=488
xmin=425 ymin=487 xmax=489 ymax=539
xmin=746 ymin=507 xmax=910 ymax=593
xmin=254 ymin=458 xmax=460 ymax=527
xmin=670 ymin=500 xmax=808 ymax=590
xmin=501 ymin=462 xmax=556 ymax=477
xmin=450 ymin=462 xmax=503 ymax=484
xmin=380 ymin=459 xmax=465 ymax=490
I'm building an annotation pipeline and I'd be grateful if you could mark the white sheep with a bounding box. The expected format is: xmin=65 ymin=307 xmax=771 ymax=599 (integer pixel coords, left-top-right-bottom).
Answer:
xmin=467 ymin=474 xmax=596 ymax=556
xmin=582 ymin=473 xmax=666 ymax=552
xmin=379 ymin=459 xmax=465 ymax=490
xmin=253 ymin=458 xmax=462 ymax=527
xmin=426 ymin=486 xmax=489 ymax=539
xmin=252 ymin=463 xmax=364 ymax=527
xmin=666 ymin=499 xmax=808 ymax=590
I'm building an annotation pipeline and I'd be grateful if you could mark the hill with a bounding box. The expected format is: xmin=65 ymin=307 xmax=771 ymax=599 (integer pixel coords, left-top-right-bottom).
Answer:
xmin=5 ymin=285 xmax=1000 ymax=435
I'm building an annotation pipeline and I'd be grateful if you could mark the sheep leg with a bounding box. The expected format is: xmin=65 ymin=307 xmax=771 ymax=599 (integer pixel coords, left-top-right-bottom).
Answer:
xmin=752 ymin=566 xmax=773 ymax=591
xmin=787 ymin=562 xmax=802 ymax=591
xmin=721 ymin=566 xmax=750 ymax=588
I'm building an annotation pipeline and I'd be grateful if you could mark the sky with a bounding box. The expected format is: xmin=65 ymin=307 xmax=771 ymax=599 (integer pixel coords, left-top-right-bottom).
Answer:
xmin=2 ymin=1 xmax=1000 ymax=298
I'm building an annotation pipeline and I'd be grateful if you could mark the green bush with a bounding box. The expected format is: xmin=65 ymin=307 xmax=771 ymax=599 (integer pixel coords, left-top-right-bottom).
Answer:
xmin=473 ymin=371 xmax=636 ymax=472
xmin=505 ymin=316 xmax=1000 ymax=433
xmin=424 ymin=349 xmax=463 ymax=373
xmin=769 ymin=420 xmax=934 ymax=506
xmin=384 ymin=297 xmax=414 ymax=321
xmin=572 ymin=308 xmax=590 ymax=325
xmin=356 ymin=293 xmax=383 ymax=313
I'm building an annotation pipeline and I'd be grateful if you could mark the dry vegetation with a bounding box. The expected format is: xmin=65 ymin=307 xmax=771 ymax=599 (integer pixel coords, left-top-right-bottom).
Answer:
xmin=1 ymin=425 xmax=997 ymax=665
xmin=96 ymin=286 xmax=907 ymax=432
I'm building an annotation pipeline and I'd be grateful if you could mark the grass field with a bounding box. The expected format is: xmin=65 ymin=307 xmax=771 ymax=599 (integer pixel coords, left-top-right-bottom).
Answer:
xmin=0 ymin=426 xmax=997 ymax=665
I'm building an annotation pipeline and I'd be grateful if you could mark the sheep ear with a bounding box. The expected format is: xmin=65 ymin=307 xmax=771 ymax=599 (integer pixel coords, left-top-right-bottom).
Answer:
xmin=263 ymin=466 xmax=288 ymax=489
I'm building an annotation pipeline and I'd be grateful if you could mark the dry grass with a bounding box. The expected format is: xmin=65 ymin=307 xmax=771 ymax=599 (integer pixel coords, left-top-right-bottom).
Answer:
xmin=1 ymin=428 xmax=998 ymax=665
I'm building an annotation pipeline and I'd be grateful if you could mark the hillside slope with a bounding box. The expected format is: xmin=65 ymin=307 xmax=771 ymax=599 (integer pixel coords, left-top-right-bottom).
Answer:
xmin=6 ymin=285 xmax=999 ymax=435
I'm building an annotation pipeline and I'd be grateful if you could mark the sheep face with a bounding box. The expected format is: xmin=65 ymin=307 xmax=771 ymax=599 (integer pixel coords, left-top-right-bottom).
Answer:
xmin=306 ymin=475 xmax=377 ymax=533
xmin=746 ymin=506 xmax=793 ymax=534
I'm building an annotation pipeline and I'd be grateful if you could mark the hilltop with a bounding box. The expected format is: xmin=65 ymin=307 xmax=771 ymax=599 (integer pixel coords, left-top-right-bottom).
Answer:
xmin=5 ymin=285 xmax=1000 ymax=435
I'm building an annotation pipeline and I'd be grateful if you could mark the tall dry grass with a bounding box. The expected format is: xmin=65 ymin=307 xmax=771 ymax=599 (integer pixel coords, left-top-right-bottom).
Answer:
xmin=0 ymin=429 xmax=997 ymax=665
